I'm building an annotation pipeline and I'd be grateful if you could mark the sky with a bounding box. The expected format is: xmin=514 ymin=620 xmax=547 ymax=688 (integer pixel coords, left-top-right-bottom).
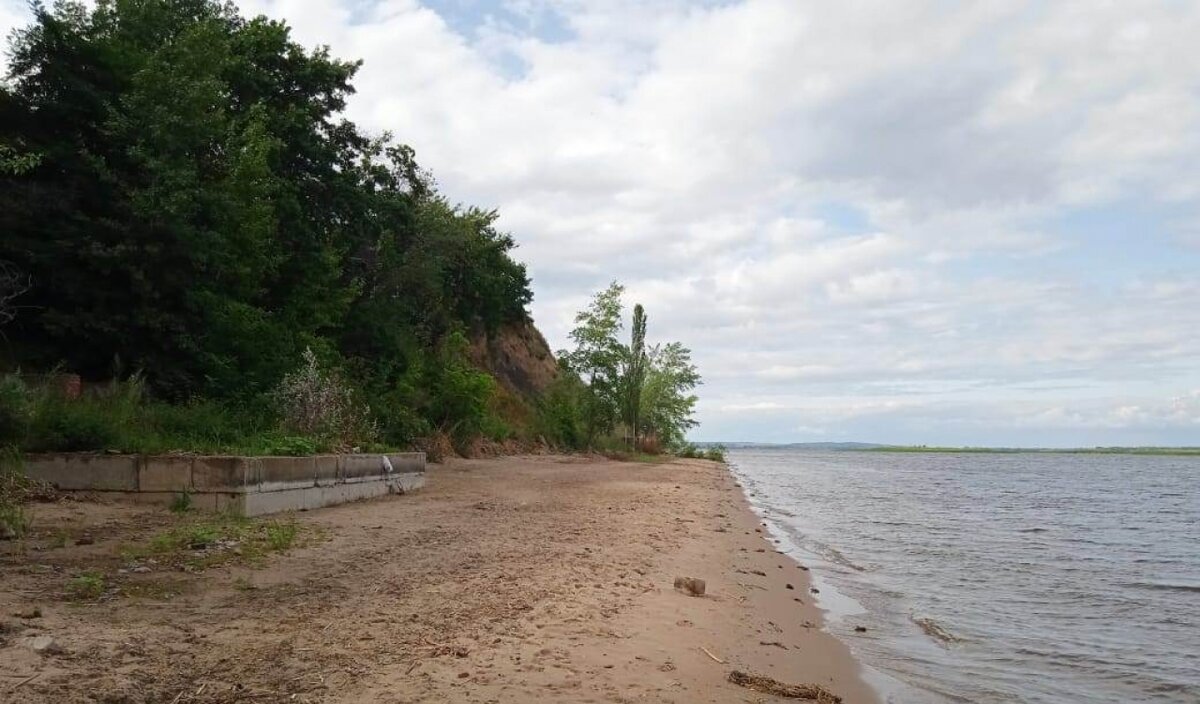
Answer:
xmin=4 ymin=1 xmax=1200 ymax=447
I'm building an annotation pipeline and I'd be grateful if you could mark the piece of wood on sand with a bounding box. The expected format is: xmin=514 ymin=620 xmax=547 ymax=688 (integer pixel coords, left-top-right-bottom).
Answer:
xmin=727 ymin=670 xmax=843 ymax=703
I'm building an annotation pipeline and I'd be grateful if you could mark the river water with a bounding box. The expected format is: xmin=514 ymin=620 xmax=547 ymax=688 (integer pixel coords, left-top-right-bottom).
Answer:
xmin=727 ymin=448 xmax=1200 ymax=703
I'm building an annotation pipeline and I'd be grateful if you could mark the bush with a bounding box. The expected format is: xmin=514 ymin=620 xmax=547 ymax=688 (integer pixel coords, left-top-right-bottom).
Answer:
xmin=677 ymin=444 xmax=726 ymax=462
xmin=0 ymin=375 xmax=30 ymax=446
xmin=274 ymin=348 xmax=378 ymax=452
xmin=534 ymin=376 xmax=585 ymax=450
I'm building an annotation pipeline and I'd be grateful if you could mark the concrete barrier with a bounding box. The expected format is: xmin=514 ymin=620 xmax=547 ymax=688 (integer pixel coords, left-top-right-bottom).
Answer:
xmin=22 ymin=452 xmax=425 ymax=517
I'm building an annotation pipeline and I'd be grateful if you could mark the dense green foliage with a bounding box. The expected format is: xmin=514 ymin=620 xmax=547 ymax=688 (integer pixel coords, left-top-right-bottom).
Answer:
xmin=0 ymin=1 xmax=532 ymax=451
xmin=0 ymin=373 xmax=321 ymax=455
xmin=557 ymin=283 xmax=702 ymax=453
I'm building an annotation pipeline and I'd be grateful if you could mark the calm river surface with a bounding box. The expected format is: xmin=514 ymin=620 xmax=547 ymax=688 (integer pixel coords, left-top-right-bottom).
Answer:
xmin=727 ymin=449 xmax=1200 ymax=704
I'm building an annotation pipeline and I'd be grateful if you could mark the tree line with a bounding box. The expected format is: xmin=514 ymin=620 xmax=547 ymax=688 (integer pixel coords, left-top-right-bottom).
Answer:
xmin=0 ymin=1 xmax=706 ymax=458
xmin=0 ymin=0 xmax=529 ymax=452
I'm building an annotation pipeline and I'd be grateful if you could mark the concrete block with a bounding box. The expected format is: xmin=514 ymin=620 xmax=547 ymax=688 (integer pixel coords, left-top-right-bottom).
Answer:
xmin=386 ymin=452 xmax=426 ymax=474
xmin=314 ymin=455 xmax=339 ymax=487
xmin=259 ymin=456 xmax=317 ymax=490
xmin=23 ymin=454 xmax=139 ymax=491
xmin=193 ymin=456 xmax=259 ymax=492
xmin=138 ymin=456 xmax=193 ymax=492
xmin=340 ymin=454 xmax=386 ymax=483
xmin=389 ymin=472 xmax=425 ymax=495
xmin=242 ymin=479 xmax=393 ymax=516
xmin=214 ymin=492 xmax=247 ymax=515
xmin=115 ymin=491 xmax=218 ymax=512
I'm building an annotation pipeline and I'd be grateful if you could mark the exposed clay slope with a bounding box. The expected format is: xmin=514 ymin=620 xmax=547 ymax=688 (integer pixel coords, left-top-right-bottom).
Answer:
xmin=469 ymin=320 xmax=558 ymax=398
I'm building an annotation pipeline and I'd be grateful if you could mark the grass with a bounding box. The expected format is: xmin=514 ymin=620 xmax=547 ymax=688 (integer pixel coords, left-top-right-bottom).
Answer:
xmin=1 ymin=373 xmax=344 ymax=456
xmin=66 ymin=571 xmax=106 ymax=601
xmin=169 ymin=489 xmax=193 ymax=514
xmin=0 ymin=446 xmax=32 ymax=539
xmin=125 ymin=513 xmax=308 ymax=571
xmin=57 ymin=513 xmax=317 ymax=603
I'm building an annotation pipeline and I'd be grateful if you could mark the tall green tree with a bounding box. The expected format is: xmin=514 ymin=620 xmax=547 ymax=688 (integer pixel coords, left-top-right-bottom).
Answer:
xmin=561 ymin=282 xmax=624 ymax=447
xmin=620 ymin=303 xmax=648 ymax=448
xmin=639 ymin=342 xmax=701 ymax=449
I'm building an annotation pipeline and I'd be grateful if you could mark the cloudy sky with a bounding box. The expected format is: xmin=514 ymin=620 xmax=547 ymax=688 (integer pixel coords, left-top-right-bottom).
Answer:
xmin=5 ymin=1 xmax=1200 ymax=446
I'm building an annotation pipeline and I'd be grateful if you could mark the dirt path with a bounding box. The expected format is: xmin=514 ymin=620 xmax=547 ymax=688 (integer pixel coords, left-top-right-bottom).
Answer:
xmin=1 ymin=455 xmax=876 ymax=703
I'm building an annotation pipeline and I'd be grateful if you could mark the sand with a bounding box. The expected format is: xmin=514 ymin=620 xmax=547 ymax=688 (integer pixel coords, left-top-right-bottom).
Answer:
xmin=0 ymin=455 xmax=877 ymax=703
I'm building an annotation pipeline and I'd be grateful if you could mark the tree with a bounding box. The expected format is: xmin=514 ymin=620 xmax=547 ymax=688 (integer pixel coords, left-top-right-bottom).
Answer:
xmin=0 ymin=261 xmax=30 ymax=328
xmin=0 ymin=0 xmax=533 ymax=435
xmin=620 ymin=303 xmax=648 ymax=448
xmin=561 ymin=283 xmax=703 ymax=453
xmin=560 ymin=282 xmax=625 ymax=447
xmin=639 ymin=342 xmax=701 ymax=450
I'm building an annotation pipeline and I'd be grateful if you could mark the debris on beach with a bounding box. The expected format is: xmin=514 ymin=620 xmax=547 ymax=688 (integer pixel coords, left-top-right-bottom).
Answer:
xmin=673 ymin=576 xmax=706 ymax=596
xmin=728 ymin=670 xmax=843 ymax=702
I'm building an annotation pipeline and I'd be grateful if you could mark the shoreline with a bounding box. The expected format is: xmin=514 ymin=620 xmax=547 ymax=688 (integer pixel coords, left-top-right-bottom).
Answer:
xmin=1 ymin=454 xmax=876 ymax=702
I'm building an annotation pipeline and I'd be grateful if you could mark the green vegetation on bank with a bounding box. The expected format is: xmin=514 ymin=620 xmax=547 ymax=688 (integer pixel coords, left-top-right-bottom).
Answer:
xmin=870 ymin=445 xmax=1200 ymax=456
xmin=540 ymin=282 xmax=705 ymax=455
xmin=0 ymin=0 xmax=534 ymax=455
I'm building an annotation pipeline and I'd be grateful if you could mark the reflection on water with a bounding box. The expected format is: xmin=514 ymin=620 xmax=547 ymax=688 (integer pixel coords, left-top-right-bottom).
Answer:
xmin=728 ymin=449 xmax=1200 ymax=704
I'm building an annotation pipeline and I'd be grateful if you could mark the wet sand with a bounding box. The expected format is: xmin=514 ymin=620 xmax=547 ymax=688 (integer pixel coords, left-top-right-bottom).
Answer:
xmin=1 ymin=454 xmax=876 ymax=702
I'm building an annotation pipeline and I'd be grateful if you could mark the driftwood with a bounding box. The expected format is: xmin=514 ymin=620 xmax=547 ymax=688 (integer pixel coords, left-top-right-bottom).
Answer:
xmin=727 ymin=670 xmax=842 ymax=702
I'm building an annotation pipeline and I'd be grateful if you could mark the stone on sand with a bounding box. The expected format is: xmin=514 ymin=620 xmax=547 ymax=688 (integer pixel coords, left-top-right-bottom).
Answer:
xmin=673 ymin=576 xmax=706 ymax=597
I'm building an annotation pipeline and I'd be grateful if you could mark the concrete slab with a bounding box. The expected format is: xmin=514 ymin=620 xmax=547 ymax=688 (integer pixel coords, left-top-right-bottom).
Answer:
xmin=390 ymin=472 xmax=425 ymax=495
xmin=193 ymin=456 xmax=260 ymax=492
xmin=23 ymin=454 xmax=139 ymax=491
xmin=241 ymin=479 xmax=392 ymax=516
xmin=138 ymin=456 xmax=193 ymax=492
xmin=340 ymin=454 xmax=387 ymax=483
xmin=259 ymin=456 xmax=317 ymax=490
xmin=22 ymin=451 xmax=425 ymax=517
xmin=386 ymin=452 xmax=426 ymax=474
xmin=314 ymin=455 xmax=339 ymax=487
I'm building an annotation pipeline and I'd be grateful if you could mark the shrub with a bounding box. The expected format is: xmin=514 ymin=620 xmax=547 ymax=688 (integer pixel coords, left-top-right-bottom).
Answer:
xmin=534 ymin=376 xmax=585 ymax=450
xmin=261 ymin=435 xmax=319 ymax=456
xmin=66 ymin=571 xmax=106 ymax=600
xmin=427 ymin=332 xmax=496 ymax=442
xmin=0 ymin=374 xmax=30 ymax=446
xmin=275 ymin=348 xmax=377 ymax=451
xmin=170 ymin=489 xmax=193 ymax=514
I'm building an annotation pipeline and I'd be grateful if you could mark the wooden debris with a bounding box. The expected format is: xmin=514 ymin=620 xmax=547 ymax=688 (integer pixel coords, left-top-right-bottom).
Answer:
xmin=727 ymin=670 xmax=842 ymax=702
xmin=699 ymin=646 xmax=725 ymax=663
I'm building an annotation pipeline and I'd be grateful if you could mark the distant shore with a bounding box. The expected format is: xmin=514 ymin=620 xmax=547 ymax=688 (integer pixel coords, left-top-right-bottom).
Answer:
xmin=869 ymin=445 xmax=1200 ymax=455
xmin=1 ymin=454 xmax=876 ymax=702
xmin=703 ymin=442 xmax=1200 ymax=456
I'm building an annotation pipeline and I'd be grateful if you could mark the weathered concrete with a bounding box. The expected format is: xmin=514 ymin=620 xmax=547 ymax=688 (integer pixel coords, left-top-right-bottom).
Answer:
xmin=193 ymin=456 xmax=260 ymax=492
xmin=22 ymin=452 xmax=426 ymax=517
xmin=138 ymin=455 xmax=193 ymax=492
xmin=22 ymin=454 xmax=139 ymax=492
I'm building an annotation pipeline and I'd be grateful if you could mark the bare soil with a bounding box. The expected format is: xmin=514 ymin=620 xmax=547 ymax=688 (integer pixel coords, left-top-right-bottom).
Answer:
xmin=0 ymin=455 xmax=876 ymax=703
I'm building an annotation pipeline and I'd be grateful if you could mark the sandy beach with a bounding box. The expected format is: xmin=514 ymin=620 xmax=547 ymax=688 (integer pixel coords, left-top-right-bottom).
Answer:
xmin=1 ymin=455 xmax=876 ymax=703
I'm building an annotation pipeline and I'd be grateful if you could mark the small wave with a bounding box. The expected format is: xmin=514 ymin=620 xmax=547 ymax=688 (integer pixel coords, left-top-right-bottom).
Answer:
xmin=913 ymin=616 xmax=961 ymax=645
xmin=820 ymin=544 xmax=868 ymax=572
xmin=1016 ymin=527 xmax=1051 ymax=533
xmin=1120 ymin=581 xmax=1200 ymax=593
